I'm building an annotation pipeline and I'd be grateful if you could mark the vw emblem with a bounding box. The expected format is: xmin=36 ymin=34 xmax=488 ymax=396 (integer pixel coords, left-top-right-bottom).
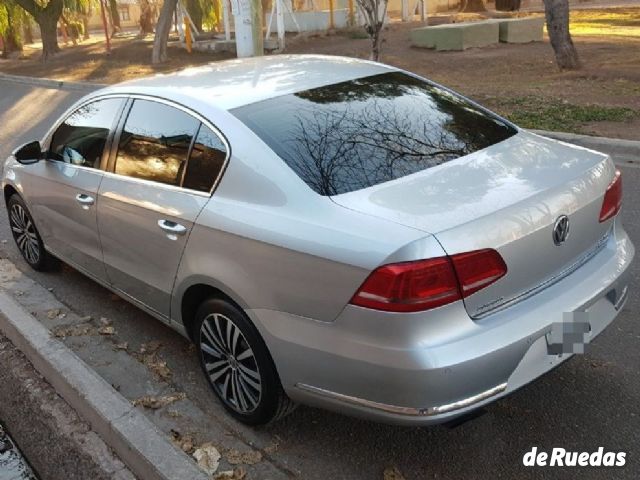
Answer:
xmin=553 ymin=215 xmax=570 ymax=245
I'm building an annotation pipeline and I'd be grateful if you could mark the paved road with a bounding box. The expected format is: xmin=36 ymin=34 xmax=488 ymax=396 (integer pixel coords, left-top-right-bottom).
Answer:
xmin=0 ymin=79 xmax=639 ymax=479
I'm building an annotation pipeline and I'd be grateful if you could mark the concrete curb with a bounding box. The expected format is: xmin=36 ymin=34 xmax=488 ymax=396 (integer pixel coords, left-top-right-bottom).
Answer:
xmin=0 ymin=333 xmax=135 ymax=480
xmin=0 ymin=72 xmax=105 ymax=92
xmin=531 ymin=130 xmax=640 ymax=165
xmin=0 ymin=290 xmax=208 ymax=480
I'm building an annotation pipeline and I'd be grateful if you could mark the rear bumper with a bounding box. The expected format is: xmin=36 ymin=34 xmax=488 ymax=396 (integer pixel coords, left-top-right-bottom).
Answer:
xmin=249 ymin=221 xmax=634 ymax=426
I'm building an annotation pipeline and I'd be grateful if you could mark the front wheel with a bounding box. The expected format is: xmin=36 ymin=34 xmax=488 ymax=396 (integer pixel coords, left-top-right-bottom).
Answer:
xmin=7 ymin=195 xmax=56 ymax=271
xmin=194 ymin=298 xmax=296 ymax=425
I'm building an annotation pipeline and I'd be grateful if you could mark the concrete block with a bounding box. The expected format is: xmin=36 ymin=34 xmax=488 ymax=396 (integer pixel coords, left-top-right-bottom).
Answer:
xmin=411 ymin=20 xmax=500 ymax=51
xmin=498 ymin=17 xmax=545 ymax=43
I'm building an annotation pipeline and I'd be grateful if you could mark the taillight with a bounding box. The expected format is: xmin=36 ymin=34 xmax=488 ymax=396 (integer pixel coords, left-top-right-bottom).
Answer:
xmin=350 ymin=249 xmax=507 ymax=313
xmin=599 ymin=169 xmax=622 ymax=223
xmin=450 ymin=249 xmax=508 ymax=297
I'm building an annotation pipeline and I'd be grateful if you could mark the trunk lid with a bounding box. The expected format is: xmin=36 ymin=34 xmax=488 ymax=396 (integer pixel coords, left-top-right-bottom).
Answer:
xmin=331 ymin=131 xmax=615 ymax=318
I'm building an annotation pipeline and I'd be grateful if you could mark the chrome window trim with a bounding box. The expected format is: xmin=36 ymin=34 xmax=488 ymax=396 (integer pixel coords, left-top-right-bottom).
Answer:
xmin=41 ymin=93 xmax=232 ymax=198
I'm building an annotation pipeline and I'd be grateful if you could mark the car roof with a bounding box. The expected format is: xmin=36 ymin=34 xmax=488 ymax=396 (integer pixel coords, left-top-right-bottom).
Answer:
xmin=99 ymin=54 xmax=395 ymax=110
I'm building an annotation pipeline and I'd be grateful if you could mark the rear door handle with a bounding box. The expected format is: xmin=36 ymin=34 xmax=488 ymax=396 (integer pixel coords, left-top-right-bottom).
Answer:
xmin=158 ymin=219 xmax=188 ymax=238
xmin=75 ymin=193 xmax=95 ymax=209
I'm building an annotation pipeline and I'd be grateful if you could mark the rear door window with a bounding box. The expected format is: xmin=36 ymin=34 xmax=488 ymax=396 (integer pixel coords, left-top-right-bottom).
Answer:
xmin=232 ymin=72 xmax=517 ymax=196
xmin=115 ymin=99 xmax=199 ymax=187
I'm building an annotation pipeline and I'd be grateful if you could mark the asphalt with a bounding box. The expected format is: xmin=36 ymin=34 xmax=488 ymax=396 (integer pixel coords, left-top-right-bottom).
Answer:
xmin=0 ymin=78 xmax=638 ymax=479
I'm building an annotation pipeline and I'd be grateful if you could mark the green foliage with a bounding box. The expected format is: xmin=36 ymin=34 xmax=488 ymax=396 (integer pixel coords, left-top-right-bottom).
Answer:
xmin=200 ymin=0 xmax=221 ymax=31
xmin=494 ymin=96 xmax=638 ymax=133
xmin=63 ymin=0 xmax=92 ymax=15
xmin=0 ymin=3 xmax=9 ymax=35
xmin=0 ymin=0 xmax=24 ymax=54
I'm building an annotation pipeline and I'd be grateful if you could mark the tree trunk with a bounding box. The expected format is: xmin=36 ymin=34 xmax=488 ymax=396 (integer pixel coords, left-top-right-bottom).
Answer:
xmin=185 ymin=0 xmax=203 ymax=33
xmin=14 ymin=0 xmax=63 ymax=61
xmin=82 ymin=15 xmax=90 ymax=39
xmin=495 ymin=0 xmax=521 ymax=11
xmin=23 ymin=18 xmax=34 ymax=44
xmin=459 ymin=0 xmax=486 ymax=12
xmin=152 ymin=0 xmax=178 ymax=64
xmin=370 ymin=25 xmax=382 ymax=61
xmin=139 ymin=0 xmax=156 ymax=35
xmin=39 ymin=11 xmax=61 ymax=60
xmin=2 ymin=6 xmax=23 ymax=57
xmin=109 ymin=0 xmax=121 ymax=34
xmin=543 ymin=0 xmax=580 ymax=70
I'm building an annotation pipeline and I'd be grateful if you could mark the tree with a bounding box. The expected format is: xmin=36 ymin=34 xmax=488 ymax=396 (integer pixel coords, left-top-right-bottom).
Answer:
xmin=0 ymin=0 xmax=24 ymax=58
xmin=151 ymin=0 xmax=176 ymax=63
xmin=138 ymin=0 xmax=155 ymax=35
xmin=543 ymin=0 xmax=580 ymax=70
xmin=185 ymin=0 xmax=202 ymax=33
xmin=14 ymin=0 xmax=64 ymax=60
xmin=459 ymin=0 xmax=486 ymax=12
xmin=495 ymin=0 xmax=521 ymax=11
xmin=356 ymin=0 xmax=388 ymax=61
xmin=108 ymin=0 xmax=120 ymax=34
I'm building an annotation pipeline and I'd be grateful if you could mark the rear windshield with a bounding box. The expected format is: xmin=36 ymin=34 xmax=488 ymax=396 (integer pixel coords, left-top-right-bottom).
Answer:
xmin=232 ymin=72 xmax=517 ymax=196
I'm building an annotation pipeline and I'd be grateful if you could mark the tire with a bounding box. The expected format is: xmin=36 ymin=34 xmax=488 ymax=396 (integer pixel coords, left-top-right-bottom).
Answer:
xmin=7 ymin=195 xmax=57 ymax=271
xmin=194 ymin=297 xmax=296 ymax=425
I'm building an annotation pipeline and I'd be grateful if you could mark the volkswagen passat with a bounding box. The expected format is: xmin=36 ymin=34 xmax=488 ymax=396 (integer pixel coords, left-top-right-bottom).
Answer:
xmin=3 ymin=55 xmax=633 ymax=425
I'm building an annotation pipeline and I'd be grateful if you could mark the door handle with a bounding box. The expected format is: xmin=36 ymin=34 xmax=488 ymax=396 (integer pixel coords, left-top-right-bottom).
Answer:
xmin=75 ymin=193 xmax=95 ymax=209
xmin=158 ymin=219 xmax=188 ymax=238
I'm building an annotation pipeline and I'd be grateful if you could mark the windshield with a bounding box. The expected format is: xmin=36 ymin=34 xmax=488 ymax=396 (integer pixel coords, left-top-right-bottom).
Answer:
xmin=232 ymin=71 xmax=517 ymax=196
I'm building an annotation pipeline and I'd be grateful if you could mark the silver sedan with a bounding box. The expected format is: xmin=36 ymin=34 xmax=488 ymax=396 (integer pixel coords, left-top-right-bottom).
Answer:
xmin=3 ymin=55 xmax=634 ymax=425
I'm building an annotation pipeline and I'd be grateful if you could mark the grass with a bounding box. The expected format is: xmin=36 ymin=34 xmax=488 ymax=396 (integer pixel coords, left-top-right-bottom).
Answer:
xmin=492 ymin=97 xmax=638 ymax=133
xmin=569 ymin=8 xmax=640 ymax=37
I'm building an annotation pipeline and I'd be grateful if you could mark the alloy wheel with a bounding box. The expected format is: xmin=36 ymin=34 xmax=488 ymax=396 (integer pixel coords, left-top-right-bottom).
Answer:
xmin=199 ymin=313 xmax=262 ymax=413
xmin=9 ymin=204 xmax=40 ymax=265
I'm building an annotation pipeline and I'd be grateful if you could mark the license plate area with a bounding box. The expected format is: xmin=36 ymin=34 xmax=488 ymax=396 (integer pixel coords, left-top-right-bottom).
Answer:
xmin=545 ymin=312 xmax=592 ymax=356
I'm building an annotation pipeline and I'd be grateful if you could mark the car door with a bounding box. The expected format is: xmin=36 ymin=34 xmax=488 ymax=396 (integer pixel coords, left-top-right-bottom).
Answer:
xmin=26 ymin=97 xmax=125 ymax=281
xmin=97 ymin=98 xmax=229 ymax=318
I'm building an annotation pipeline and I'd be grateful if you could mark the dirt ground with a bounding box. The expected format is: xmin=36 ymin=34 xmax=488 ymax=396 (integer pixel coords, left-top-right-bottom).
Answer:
xmin=1 ymin=7 xmax=639 ymax=138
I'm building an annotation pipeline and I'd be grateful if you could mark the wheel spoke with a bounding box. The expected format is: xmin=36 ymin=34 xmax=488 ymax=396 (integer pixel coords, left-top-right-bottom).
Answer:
xmin=208 ymin=364 xmax=230 ymax=383
xmin=202 ymin=317 xmax=228 ymax=354
xmin=238 ymin=367 xmax=261 ymax=393
xmin=238 ymin=362 xmax=260 ymax=381
xmin=213 ymin=314 xmax=227 ymax=350
xmin=201 ymin=341 xmax=224 ymax=358
xmin=225 ymin=318 xmax=234 ymax=352
xmin=234 ymin=372 xmax=249 ymax=411
xmin=221 ymin=371 xmax=231 ymax=398
xmin=236 ymin=348 xmax=254 ymax=362
xmin=205 ymin=359 xmax=228 ymax=373
xmin=231 ymin=327 xmax=240 ymax=356
xmin=237 ymin=373 xmax=259 ymax=406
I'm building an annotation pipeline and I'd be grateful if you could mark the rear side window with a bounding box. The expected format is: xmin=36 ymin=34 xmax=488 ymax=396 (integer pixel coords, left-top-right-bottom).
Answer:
xmin=114 ymin=99 xmax=227 ymax=192
xmin=50 ymin=98 xmax=122 ymax=169
xmin=182 ymin=125 xmax=227 ymax=192
xmin=232 ymin=72 xmax=517 ymax=196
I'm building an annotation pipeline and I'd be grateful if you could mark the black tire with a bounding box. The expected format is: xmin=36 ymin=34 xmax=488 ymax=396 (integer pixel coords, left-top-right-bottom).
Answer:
xmin=7 ymin=194 xmax=57 ymax=271
xmin=194 ymin=297 xmax=296 ymax=425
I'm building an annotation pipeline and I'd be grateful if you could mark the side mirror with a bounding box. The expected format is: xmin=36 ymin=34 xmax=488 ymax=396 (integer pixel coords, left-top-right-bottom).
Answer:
xmin=14 ymin=141 xmax=43 ymax=165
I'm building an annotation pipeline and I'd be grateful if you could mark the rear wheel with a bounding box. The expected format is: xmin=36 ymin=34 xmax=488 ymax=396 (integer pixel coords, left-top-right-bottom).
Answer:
xmin=7 ymin=195 xmax=56 ymax=271
xmin=194 ymin=298 xmax=296 ymax=425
